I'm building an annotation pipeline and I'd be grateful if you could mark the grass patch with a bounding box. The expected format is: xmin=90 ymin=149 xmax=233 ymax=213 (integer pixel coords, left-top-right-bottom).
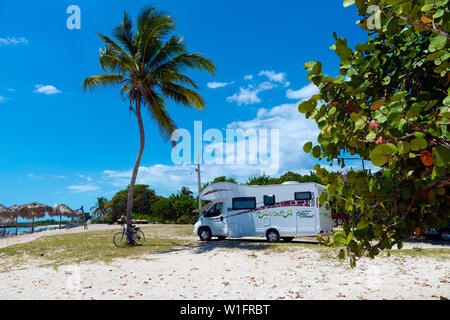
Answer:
xmin=387 ymin=248 xmax=450 ymax=260
xmin=0 ymin=225 xmax=196 ymax=270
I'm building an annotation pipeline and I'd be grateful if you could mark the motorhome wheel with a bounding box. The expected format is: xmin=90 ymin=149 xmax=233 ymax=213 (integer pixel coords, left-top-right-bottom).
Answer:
xmin=266 ymin=229 xmax=280 ymax=242
xmin=199 ymin=227 xmax=212 ymax=241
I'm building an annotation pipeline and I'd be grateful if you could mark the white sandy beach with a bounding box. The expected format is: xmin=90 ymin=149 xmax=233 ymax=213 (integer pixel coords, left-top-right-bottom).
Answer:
xmin=0 ymin=225 xmax=448 ymax=300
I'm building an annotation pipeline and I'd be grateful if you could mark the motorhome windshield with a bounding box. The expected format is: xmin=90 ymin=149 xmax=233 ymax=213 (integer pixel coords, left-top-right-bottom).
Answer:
xmin=204 ymin=203 xmax=223 ymax=217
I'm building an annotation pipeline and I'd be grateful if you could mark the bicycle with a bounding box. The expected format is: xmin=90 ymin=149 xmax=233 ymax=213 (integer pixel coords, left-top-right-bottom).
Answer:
xmin=113 ymin=224 xmax=145 ymax=248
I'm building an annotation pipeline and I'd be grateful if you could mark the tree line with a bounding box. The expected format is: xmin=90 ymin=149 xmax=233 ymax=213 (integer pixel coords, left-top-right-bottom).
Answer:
xmin=90 ymin=171 xmax=320 ymax=224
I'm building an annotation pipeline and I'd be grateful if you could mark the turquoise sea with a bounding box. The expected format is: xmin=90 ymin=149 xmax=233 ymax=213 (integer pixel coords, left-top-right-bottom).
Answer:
xmin=0 ymin=225 xmax=61 ymax=237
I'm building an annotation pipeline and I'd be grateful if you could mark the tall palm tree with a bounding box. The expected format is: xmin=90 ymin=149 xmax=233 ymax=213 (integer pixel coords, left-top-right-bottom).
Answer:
xmin=90 ymin=197 xmax=109 ymax=219
xmin=83 ymin=7 xmax=215 ymax=239
xmin=179 ymin=186 xmax=194 ymax=197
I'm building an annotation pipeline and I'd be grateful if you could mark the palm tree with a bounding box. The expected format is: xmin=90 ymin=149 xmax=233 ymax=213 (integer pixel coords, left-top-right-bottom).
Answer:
xmin=179 ymin=186 xmax=193 ymax=197
xmin=90 ymin=197 xmax=109 ymax=219
xmin=83 ymin=7 xmax=216 ymax=240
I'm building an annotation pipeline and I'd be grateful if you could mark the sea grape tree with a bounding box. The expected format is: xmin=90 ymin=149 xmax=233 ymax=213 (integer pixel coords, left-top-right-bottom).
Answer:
xmin=299 ymin=0 xmax=449 ymax=266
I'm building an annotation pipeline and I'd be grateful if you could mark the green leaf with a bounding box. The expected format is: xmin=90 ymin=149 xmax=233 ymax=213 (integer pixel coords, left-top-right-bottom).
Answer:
xmin=298 ymin=101 xmax=312 ymax=113
xmin=304 ymin=62 xmax=316 ymax=71
xmin=333 ymin=231 xmax=347 ymax=246
xmin=355 ymin=118 xmax=366 ymax=130
xmin=303 ymin=142 xmax=313 ymax=153
xmin=366 ymin=131 xmax=376 ymax=141
xmin=371 ymin=144 xmax=395 ymax=166
xmin=312 ymin=146 xmax=322 ymax=158
xmin=343 ymin=0 xmax=355 ymax=7
xmin=443 ymin=95 xmax=450 ymax=106
xmin=428 ymin=35 xmax=447 ymax=52
xmin=406 ymin=103 xmax=423 ymax=119
xmin=410 ymin=138 xmax=428 ymax=151
xmin=432 ymin=146 xmax=450 ymax=167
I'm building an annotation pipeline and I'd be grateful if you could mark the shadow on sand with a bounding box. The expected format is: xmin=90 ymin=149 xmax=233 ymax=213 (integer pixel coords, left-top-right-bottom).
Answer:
xmin=402 ymin=236 xmax=450 ymax=247
xmin=146 ymin=237 xmax=324 ymax=255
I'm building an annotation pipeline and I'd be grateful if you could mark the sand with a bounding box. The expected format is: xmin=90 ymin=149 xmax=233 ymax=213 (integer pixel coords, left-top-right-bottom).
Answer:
xmin=0 ymin=225 xmax=448 ymax=300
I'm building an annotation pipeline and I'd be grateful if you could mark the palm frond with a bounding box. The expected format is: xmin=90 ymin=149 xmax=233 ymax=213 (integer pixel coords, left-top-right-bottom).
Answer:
xmin=135 ymin=7 xmax=176 ymax=68
xmin=145 ymin=93 xmax=177 ymax=142
xmin=97 ymin=33 xmax=137 ymax=68
xmin=149 ymin=69 xmax=199 ymax=88
xmin=99 ymin=46 xmax=136 ymax=74
xmin=147 ymin=35 xmax=186 ymax=70
xmin=152 ymin=53 xmax=216 ymax=76
xmin=112 ymin=11 xmax=137 ymax=56
xmin=159 ymin=82 xmax=205 ymax=110
xmin=82 ymin=74 xmax=126 ymax=93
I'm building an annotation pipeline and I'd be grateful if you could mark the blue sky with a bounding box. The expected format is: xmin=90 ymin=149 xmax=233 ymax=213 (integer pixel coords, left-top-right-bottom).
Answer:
xmin=0 ymin=0 xmax=368 ymax=214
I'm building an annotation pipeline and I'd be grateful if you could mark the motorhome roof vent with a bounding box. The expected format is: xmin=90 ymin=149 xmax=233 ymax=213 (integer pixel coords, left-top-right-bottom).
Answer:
xmin=281 ymin=181 xmax=300 ymax=185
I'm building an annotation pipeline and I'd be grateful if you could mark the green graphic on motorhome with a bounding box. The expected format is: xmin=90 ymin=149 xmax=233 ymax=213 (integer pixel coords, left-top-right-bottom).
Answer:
xmin=297 ymin=211 xmax=313 ymax=218
xmin=256 ymin=209 xmax=293 ymax=219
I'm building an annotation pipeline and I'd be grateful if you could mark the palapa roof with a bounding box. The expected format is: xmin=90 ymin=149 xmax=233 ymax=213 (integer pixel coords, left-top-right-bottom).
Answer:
xmin=53 ymin=204 xmax=79 ymax=218
xmin=8 ymin=202 xmax=54 ymax=219
xmin=0 ymin=204 xmax=13 ymax=224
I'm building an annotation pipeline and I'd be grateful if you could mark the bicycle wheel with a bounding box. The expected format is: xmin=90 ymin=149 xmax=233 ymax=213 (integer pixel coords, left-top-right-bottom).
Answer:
xmin=113 ymin=231 xmax=128 ymax=248
xmin=134 ymin=230 xmax=145 ymax=246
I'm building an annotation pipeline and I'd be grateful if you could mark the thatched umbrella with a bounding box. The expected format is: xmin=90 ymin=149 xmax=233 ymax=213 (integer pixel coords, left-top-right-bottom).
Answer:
xmin=0 ymin=204 xmax=11 ymax=219
xmin=9 ymin=202 xmax=54 ymax=233
xmin=53 ymin=204 xmax=77 ymax=228
xmin=0 ymin=205 xmax=13 ymax=231
xmin=7 ymin=205 xmax=22 ymax=235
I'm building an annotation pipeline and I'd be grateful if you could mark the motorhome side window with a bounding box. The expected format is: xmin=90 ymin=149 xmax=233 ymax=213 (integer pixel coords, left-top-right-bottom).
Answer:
xmin=232 ymin=197 xmax=256 ymax=210
xmin=294 ymin=192 xmax=312 ymax=201
xmin=263 ymin=195 xmax=276 ymax=206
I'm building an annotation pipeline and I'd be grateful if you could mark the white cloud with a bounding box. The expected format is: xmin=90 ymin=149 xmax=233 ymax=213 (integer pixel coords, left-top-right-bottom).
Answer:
xmin=76 ymin=173 xmax=93 ymax=181
xmin=102 ymin=100 xmax=320 ymax=196
xmin=207 ymin=81 xmax=235 ymax=89
xmin=49 ymin=175 xmax=68 ymax=179
xmin=34 ymin=84 xmax=61 ymax=95
xmin=68 ymin=185 xmax=99 ymax=193
xmin=226 ymin=82 xmax=277 ymax=106
xmin=258 ymin=70 xmax=289 ymax=86
xmin=27 ymin=173 xmax=67 ymax=180
xmin=286 ymin=83 xmax=319 ymax=100
xmin=244 ymin=75 xmax=253 ymax=80
xmin=0 ymin=37 xmax=28 ymax=46
xmin=226 ymin=85 xmax=261 ymax=106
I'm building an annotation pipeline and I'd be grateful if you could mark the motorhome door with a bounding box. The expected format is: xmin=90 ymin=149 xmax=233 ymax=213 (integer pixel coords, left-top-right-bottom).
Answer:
xmin=296 ymin=209 xmax=316 ymax=234
xmin=203 ymin=202 xmax=226 ymax=236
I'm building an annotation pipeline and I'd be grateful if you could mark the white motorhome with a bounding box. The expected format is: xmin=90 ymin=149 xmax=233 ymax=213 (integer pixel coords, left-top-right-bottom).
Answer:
xmin=193 ymin=181 xmax=333 ymax=242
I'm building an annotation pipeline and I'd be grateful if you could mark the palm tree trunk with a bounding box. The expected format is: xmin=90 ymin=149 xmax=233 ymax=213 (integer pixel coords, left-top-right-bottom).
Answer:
xmin=126 ymin=99 xmax=145 ymax=240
